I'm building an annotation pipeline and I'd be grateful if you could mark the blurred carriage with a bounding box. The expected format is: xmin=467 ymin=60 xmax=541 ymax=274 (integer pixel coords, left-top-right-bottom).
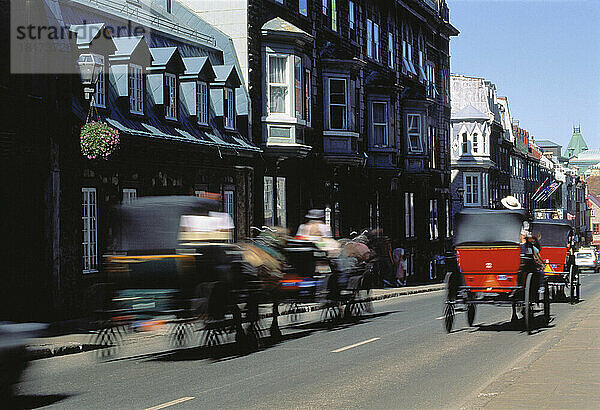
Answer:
xmin=444 ymin=209 xmax=550 ymax=335
xmin=530 ymin=220 xmax=580 ymax=304
xmin=90 ymin=196 xmax=266 ymax=355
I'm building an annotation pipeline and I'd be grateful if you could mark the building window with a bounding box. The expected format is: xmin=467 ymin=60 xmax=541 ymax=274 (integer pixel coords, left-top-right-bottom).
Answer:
xmin=429 ymin=126 xmax=436 ymax=169
xmin=165 ymin=73 xmax=177 ymax=120
xmin=329 ymin=78 xmax=347 ymax=130
xmin=405 ymin=192 xmax=415 ymax=238
xmin=93 ymin=55 xmax=105 ymax=108
xmin=464 ymin=173 xmax=480 ymax=206
xmin=276 ymin=0 xmax=283 ymax=3
xmin=462 ymin=132 xmax=468 ymax=154
xmin=277 ymin=177 xmax=287 ymax=227
xmin=593 ymin=223 xmax=599 ymax=235
xmin=304 ymin=69 xmax=311 ymax=126
xmin=223 ymin=189 xmax=235 ymax=241
xmin=417 ymin=34 xmax=426 ymax=82
xmin=294 ymin=56 xmax=303 ymax=120
xmin=366 ymin=19 xmax=373 ymax=58
xmin=129 ymin=64 xmax=144 ymax=114
xmin=82 ymin=187 xmax=98 ymax=273
xmin=402 ymin=23 xmax=416 ymax=75
xmin=197 ymin=81 xmax=208 ymax=125
xmin=299 ymin=0 xmax=307 ymax=15
xmin=264 ymin=176 xmax=274 ymax=226
xmin=372 ymin=101 xmax=388 ymax=147
xmin=331 ymin=0 xmax=337 ymax=31
xmin=122 ymin=188 xmax=137 ymax=204
xmin=426 ymin=62 xmax=437 ymax=98
xmin=166 ymin=0 xmax=172 ymax=13
xmin=268 ymin=55 xmax=287 ymax=114
xmin=429 ymin=199 xmax=439 ymax=240
xmin=322 ymin=0 xmax=328 ymax=14
xmin=349 ymin=0 xmax=355 ymax=30
xmin=472 ymin=133 xmax=478 ymax=153
xmin=388 ymin=32 xmax=394 ymax=68
xmin=224 ymin=88 xmax=235 ymax=129
xmin=446 ymin=198 xmax=451 ymax=238
xmin=407 ymin=113 xmax=422 ymax=152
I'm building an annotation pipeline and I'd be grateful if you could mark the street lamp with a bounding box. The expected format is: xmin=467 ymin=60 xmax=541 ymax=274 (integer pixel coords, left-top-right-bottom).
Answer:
xmin=76 ymin=53 xmax=103 ymax=100
xmin=455 ymin=187 xmax=465 ymax=202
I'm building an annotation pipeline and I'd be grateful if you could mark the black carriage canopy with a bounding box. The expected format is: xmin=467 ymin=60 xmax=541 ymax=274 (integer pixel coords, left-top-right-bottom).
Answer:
xmin=110 ymin=196 xmax=221 ymax=253
xmin=454 ymin=209 xmax=528 ymax=247
xmin=530 ymin=220 xmax=573 ymax=248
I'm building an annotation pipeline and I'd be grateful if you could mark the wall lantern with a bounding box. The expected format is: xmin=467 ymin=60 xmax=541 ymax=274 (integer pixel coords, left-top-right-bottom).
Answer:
xmin=77 ymin=53 xmax=103 ymax=100
xmin=455 ymin=187 xmax=465 ymax=202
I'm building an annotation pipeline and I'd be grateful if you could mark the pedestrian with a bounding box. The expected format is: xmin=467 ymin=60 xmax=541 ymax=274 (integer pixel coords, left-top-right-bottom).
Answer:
xmin=393 ymin=248 xmax=407 ymax=287
xmin=296 ymin=209 xmax=332 ymax=239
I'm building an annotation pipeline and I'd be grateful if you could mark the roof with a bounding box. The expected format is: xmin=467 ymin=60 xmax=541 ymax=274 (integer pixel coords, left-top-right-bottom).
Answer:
xmin=69 ymin=23 xmax=105 ymax=46
xmin=452 ymin=104 xmax=489 ymax=121
xmin=261 ymin=17 xmax=310 ymax=36
xmin=183 ymin=56 xmax=209 ymax=75
xmin=212 ymin=65 xmax=241 ymax=87
xmin=588 ymin=194 xmax=600 ymax=209
xmin=111 ymin=36 xmax=146 ymax=56
xmin=535 ymin=140 xmax=561 ymax=148
xmin=570 ymin=149 xmax=600 ymax=161
xmin=566 ymin=127 xmax=589 ymax=158
xmin=148 ymin=47 xmax=179 ymax=67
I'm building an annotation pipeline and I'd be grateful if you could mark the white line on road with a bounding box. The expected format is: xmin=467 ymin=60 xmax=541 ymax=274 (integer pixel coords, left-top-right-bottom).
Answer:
xmin=145 ymin=397 xmax=195 ymax=410
xmin=331 ymin=337 xmax=380 ymax=353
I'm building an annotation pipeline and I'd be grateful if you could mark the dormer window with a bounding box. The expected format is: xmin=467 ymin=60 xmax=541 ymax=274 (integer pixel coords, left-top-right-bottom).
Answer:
xmin=197 ymin=81 xmax=208 ymax=125
xmin=224 ymin=88 xmax=235 ymax=130
xmin=165 ymin=73 xmax=177 ymax=120
xmin=93 ymin=55 xmax=106 ymax=108
xmin=129 ymin=64 xmax=144 ymax=114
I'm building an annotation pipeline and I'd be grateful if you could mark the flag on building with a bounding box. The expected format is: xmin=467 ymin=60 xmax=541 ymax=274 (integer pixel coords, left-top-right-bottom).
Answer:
xmin=566 ymin=213 xmax=576 ymax=221
xmin=532 ymin=177 xmax=549 ymax=200
xmin=539 ymin=181 xmax=561 ymax=202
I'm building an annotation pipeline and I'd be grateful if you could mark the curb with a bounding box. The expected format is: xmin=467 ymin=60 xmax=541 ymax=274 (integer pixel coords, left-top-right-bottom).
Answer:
xmin=26 ymin=284 xmax=445 ymax=360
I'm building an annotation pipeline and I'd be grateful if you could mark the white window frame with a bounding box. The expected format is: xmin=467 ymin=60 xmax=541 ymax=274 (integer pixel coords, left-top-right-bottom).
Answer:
xmin=349 ymin=1 xmax=355 ymax=30
xmin=366 ymin=19 xmax=373 ymax=59
xmin=129 ymin=63 xmax=144 ymax=114
xmin=165 ymin=72 xmax=177 ymax=120
xmin=267 ymin=54 xmax=289 ymax=115
xmin=223 ymin=189 xmax=235 ymax=242
xmin=405 ymin=192 xmax=415 ymax=238
xmin=197 ymin=81 xmax=208 ymax=125
xmin=429 ymin=199 xmax=439 ymax=240
xmin=373 ymin=22 xmax=379 ymax=61
xmin=371 ymin=101 xmax=388 ymax=147
xmin=472 ymin=132 xmax=479 ymax=153
xmin=224 ymin=87 xmax=235 ymax=130
xmin=426 ymin=61 xmax=438 ymax=98
xmin=328 ymin=77 xmax=348 ymax=130
xmin=122 ymin=188 xmax=137 ymax=204
xmin=464 ymin=173 xmax=481 ymax=206
xmin=93 ymin=55 xmax=106 ymax=108
xmin=264 ymin=176 xmax=274 ymax=226
xmin=407 ymin=113 xmax=423 ymax=152
xmin=388 ymin=32 xmax=394 ymax=68
xmin=82 ymin=187 xmax=98 ymax=274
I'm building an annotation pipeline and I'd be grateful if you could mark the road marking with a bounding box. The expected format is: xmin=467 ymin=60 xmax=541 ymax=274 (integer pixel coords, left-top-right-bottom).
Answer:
xmin=331 ymin=337 xmax=380 ymax=353
xmin=145 ymin=397 xmax=195 ymax=410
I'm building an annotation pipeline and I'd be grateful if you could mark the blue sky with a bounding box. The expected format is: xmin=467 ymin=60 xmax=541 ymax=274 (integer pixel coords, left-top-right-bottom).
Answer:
xmin=448 ymin=0 xmax=600 ymax=151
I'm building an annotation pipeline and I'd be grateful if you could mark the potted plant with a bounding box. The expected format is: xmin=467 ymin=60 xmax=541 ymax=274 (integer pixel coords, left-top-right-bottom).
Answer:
xmin=80 ymin=122 xmax=120 ymax=160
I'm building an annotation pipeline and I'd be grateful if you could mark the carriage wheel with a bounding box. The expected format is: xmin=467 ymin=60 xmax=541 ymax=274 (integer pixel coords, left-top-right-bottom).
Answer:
xmin=543 ymin=279 xmax=550 ymax=326
xmin=169 ymin=322 xmax=192 ymax=349
xmin=524 ymin=273 xmax=534 ymax=335
xmin=92 ymin=324 xmax=123 ymax=360
xmin=466 ymin=304 xmax=476 ymax=327
xmin=443 ymin=303 xmax=454 ymax=333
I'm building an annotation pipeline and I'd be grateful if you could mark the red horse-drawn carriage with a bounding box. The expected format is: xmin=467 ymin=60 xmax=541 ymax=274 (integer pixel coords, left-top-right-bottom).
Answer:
xmin=530 ymin=220 xmax=579 ymax=304
xmin=444 ymin=209 xmax=550 ymax=335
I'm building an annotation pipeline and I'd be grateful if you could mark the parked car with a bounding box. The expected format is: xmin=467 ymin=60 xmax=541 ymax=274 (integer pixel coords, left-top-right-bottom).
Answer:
xmin=575 ymin=250 xmax=599 ymax=272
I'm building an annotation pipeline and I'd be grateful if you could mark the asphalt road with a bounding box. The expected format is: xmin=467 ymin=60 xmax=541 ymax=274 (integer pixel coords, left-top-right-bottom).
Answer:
xmin=15 ymin=273 xmax=600 ymax=409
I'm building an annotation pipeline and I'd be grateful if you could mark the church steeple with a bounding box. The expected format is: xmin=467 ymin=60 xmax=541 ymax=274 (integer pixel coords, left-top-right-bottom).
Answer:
xmin=565 ymin=124 xmax=588 ymax=159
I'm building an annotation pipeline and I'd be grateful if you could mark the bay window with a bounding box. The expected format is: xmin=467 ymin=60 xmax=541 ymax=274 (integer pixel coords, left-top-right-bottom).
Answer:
xmin=372 ymin=101 xmax=388 ymax=147
xmin=407 ymin=113 xmax=422 ymax=152
xmin=294 ymin=56 xmax=303 ymax=120
xmin=268 ymin=55 xmax=287 ymax=114
xmin=329 ymin=78 xmax=347 ymax=130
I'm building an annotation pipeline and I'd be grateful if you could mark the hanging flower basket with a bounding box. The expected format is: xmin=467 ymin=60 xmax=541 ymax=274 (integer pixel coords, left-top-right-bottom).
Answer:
xmin=80 ymin=121 xmax=120 ymax=160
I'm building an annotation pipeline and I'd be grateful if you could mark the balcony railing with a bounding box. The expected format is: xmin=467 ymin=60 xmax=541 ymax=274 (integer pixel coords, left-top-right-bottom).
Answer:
xmin=75 ymin=0 xmax=216 ymax=46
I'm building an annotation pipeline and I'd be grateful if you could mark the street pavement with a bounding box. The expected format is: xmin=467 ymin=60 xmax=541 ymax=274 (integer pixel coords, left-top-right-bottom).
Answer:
xmin=12 ymin=274 xmax=600 ymax=409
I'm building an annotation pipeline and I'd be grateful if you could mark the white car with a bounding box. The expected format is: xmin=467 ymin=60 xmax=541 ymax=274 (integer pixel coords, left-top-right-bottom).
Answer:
xmin=575 ymin=250 xmax=599 ymax=272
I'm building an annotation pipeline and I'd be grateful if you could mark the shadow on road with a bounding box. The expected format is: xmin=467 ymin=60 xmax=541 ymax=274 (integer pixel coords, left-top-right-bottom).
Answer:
xmin=9 ymin=393 xmax=72 ymax=409
xmin=470 ymin=315 xmax=555 ymax=334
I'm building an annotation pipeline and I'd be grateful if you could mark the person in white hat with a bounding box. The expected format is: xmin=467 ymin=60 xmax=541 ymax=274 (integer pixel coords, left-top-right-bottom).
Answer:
xmin=501 ymin=195 xmax=522 ymax=210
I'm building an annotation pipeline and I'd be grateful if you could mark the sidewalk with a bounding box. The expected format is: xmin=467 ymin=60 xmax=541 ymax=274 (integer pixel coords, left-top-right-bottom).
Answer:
xmin=26 ymin=283 xmax=445 ymax=360
xmin=464 ymin=292 xmax=600 ymax=409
